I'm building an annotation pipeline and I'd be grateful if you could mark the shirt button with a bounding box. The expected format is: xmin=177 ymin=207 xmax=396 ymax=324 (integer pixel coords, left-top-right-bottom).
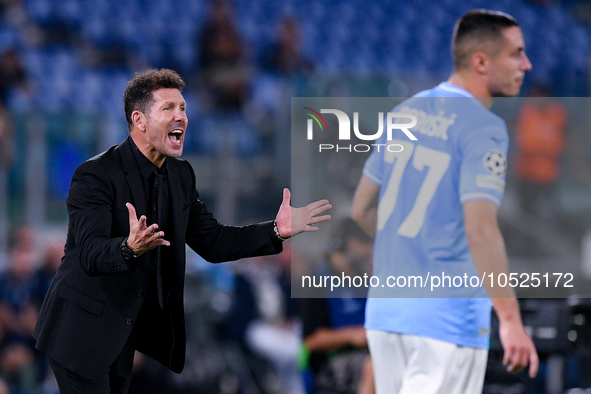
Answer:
xmin=126 ymin=318 xmax=134 ymax=326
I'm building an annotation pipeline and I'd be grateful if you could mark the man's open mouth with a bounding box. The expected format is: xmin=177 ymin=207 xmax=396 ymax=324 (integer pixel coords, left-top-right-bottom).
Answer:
xmin=168 ymin=129 xmax=183 ymax=145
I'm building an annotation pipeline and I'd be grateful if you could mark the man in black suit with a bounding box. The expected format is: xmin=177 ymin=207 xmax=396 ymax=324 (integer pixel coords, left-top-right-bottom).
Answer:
xmin=33 ymin=68 xmax=331 ymax=394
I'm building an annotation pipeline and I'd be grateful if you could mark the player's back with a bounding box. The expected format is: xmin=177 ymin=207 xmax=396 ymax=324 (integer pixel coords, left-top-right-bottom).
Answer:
xmin=363 ymin=82 xmax=509 ymax=348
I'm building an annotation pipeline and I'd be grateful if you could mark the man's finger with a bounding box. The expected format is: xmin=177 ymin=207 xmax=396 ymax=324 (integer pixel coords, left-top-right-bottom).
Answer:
xmin=518 ymin=349 xmax=529 ymax=371
xmin=502 ymin=347 xmax=513 ymax=369
xmin=149 ymin=231 xmax=166 ymax=241
xmin=282 ymin=188 xmax=291 ymax=206
xmin=306 ymin=199 xmax=331 ymax=211
xmin=152 ymin=238 xmax=171 ymax=247
xmin=506 ymin=350 xmax=526 ymax=373
xmin=310 ymin=203 xmax=333 ymax=217
xmin=312 ymin=214 xmax=332 ymax=224
xmin=138 ymin=215 xmax=148 ymax=229
xmin=126 ymin=203 xmax=138 ymax=223
xmin=506 ymin=358 xmax=519 ymax=373
xmin=529 ymin=350 xmax=539 ymax=378
xmin=146 ymin=223 xmax=159 ymax=234
xmin=508 ymin=351 xmax=524 ymax=372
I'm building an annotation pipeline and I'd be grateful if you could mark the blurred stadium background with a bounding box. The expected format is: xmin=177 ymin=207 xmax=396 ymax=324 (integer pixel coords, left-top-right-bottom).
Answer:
xmin=2 ymin=0 xmax=591 ymax=393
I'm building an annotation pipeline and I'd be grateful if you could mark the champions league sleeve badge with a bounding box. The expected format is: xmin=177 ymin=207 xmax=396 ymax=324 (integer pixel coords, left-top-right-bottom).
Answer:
xmin=483 ymin=149 xmax=507 ymax=177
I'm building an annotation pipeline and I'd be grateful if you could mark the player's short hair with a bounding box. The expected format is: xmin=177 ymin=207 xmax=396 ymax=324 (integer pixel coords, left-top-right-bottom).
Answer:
xmin=452 ymin=9 xmax=519 ymax=71
xmin=123 ymin=68 xmax=186 ymax=132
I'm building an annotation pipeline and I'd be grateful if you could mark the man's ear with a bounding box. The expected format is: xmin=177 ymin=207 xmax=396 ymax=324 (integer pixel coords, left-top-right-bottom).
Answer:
xmin=131 ymin=111 xmax=146 ymax=132
xmin=472 ymin=51 xmax=490 ymax=75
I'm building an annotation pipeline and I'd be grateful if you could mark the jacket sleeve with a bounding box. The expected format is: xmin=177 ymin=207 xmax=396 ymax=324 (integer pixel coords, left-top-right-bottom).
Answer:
xmin=67 ymin=160 xmax=132 ymax=276
xmin=183 ymin=162 xmax=282 ymax=263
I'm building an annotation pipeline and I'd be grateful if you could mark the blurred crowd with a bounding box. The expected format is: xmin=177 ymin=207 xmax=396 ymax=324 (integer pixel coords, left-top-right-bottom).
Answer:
xmin=0 ymin=225 xmax=62 ymax=394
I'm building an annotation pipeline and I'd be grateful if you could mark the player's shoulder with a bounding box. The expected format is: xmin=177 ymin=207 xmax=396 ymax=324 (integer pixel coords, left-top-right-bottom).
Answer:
xmin=90 ymin=145 xmax=117 ymax=163
xmin=75 ymin=145 xmax=118 ymax=176
xmin=413 ymin=82 xmax=471 ymax=98
xmin=167 ymin=156 xmax=197 ymax=186
xmin=76 ymin=138 xmax=134 ymax=180
xmin=65 ymin=146 xmax=118 ymax=193
xmin=398 ymin=82 xmax=491 ymax=114
xmin=462 ymin=101 xmax=506 ymax=128
xmin=167 ymin=156 xmax=193 ymax=174
xmin=422 ymin=83 xmax=507 ymax=132
xmin=454 ymin=106 xmax=507 ymax=150
xmin=392 ymin=83 xmax=505 ymax=141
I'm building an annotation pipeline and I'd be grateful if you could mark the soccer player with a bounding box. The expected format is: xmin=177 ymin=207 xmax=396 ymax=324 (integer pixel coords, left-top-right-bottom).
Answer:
xmin=351 ymin=9 xmax=538 ymax=393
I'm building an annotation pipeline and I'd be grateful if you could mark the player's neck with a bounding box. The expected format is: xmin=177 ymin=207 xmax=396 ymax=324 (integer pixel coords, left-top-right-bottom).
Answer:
xmin=447 ymin=73 xmax=493 ymax=109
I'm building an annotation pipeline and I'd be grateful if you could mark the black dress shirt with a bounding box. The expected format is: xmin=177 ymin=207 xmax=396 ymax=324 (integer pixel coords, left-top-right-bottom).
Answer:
xmin=130 ymin=139 xmax=169 ymax=307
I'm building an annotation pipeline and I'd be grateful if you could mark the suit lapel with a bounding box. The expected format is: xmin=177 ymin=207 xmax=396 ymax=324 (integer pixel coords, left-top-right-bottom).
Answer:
xmin=166 ymin=159 xmax=184 ymax=239
xmin=119 ymin=137 xmax=149 ymax=217
xmin=165 ymin=159 xmax=186 ymax=284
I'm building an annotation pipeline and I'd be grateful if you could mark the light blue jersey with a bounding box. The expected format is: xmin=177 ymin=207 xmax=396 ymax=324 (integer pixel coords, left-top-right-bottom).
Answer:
xmin=363 ymin=82 xmax=509 ymax=349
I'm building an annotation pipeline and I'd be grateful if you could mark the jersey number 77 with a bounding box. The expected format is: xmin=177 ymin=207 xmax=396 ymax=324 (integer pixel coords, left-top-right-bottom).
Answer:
xmin=377 ymin=140 xmax=451 ymax=238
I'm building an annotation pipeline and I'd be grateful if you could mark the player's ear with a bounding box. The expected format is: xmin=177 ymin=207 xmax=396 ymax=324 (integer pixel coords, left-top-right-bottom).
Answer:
xmin=131 ymin=111 xmax=146 ymax=132
xmin=472 ymin=51 xmax=490 ymax=75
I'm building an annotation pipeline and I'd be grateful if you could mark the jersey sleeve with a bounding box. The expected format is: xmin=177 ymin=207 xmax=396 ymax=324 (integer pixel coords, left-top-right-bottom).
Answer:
xmin=459 ymin=121 xmax=509 ymax=207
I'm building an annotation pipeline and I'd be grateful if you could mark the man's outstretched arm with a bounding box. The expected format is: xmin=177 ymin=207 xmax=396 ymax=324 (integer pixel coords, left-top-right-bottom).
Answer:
xmin=464 ymin=199 xmax=539 ymax=378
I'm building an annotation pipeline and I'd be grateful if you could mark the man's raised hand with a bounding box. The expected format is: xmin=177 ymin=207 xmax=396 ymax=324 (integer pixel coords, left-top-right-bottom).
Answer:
xmin=275 ymin=188 xmax=332 ymax=239
xmin=125 ymin=202 xmax=170 ymax=255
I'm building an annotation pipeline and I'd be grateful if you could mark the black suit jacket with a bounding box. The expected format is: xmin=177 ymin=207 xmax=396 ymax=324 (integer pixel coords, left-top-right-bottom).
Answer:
xmin=33 ymin=137 xmax=282 ymax=379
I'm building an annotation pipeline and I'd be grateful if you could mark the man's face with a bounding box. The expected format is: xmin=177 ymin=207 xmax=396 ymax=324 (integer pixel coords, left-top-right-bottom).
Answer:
xmin=488 ymin=26 xmax=532 ymax=97
xmin=143 ymin=88 xmax=188 ymax=161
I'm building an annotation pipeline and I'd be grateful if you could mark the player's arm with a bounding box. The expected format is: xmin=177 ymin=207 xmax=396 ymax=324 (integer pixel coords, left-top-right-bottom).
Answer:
xmin=351 ymin=175 xmax=380 ymax=237
xmin=463 ymin=200 xmax=539 ymax=378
